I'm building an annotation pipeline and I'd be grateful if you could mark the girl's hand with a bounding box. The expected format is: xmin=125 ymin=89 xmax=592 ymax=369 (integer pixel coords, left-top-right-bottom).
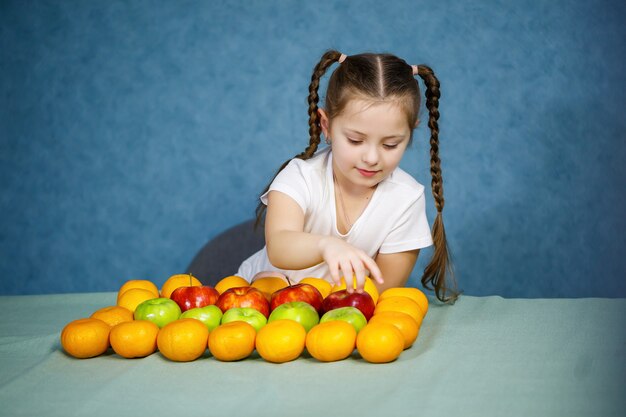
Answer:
xmin=318 ymin=236 xmax=384 ymax=292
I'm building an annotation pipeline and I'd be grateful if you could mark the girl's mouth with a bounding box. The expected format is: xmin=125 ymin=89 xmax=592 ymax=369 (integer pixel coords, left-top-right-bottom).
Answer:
xmin=357 ymin=168 xmax=378 ymax=177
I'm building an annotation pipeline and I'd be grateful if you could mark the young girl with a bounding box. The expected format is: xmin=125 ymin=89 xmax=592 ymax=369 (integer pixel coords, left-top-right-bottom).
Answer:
xmin=237 ymin=50 xmax=458 ymax=303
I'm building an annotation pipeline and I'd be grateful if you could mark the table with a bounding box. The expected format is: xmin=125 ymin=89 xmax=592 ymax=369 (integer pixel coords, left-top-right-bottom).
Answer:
xmin=1 ymin=293 xmax=624 ymax=417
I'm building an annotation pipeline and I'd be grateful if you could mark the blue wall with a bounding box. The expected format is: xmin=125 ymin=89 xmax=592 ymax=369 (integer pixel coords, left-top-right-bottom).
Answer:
xmin=2 ymin=0 xmax=625 ymax=298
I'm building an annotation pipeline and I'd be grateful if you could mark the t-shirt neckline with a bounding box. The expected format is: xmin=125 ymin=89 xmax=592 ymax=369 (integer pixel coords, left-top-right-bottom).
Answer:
xmin=326 ymin=150 xmax=383 ymax=238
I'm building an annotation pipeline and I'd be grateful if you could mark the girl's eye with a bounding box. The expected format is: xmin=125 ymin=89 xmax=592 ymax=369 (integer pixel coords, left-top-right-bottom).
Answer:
xmin=347 ymin=138 xmax=362 ymax=145
xmin=383 ymin=143 xmax=399 ymax=149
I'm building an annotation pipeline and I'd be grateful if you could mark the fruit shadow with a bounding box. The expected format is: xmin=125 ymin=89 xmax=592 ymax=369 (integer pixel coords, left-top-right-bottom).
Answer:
xmin=245 ymin=349 xmax=320 ymax=363
xmin=56 ymin=344 xmax=117 ymax=359
xmin=298 ymin=348 xmax=366 ymax=363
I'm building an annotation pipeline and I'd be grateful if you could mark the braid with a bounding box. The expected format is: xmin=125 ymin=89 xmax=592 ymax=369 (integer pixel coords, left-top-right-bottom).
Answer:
xmin=417 ymin=65 xmax=460 ymax=304
xmin=255 ymin=50 xmax=344 ymax=228
xmin=298 ymin=50 xmax=342 ymax=159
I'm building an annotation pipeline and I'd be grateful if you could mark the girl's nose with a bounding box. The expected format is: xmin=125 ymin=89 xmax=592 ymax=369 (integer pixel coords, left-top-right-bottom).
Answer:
xmin=361 ymin=145 xmax=379 ymax=166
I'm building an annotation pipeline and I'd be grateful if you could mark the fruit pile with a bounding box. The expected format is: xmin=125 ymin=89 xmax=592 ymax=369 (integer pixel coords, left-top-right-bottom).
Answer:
xmin=60 ymin=274 xmax=428 ymax=364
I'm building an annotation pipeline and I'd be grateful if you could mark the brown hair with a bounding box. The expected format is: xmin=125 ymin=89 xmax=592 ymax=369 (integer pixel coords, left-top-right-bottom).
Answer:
xmin=255 ymin=49 xmax=459 ymax=304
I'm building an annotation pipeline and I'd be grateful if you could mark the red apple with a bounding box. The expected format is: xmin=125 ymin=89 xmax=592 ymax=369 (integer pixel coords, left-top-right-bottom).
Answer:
xmin=216 ymin=286 xmax=270 ymax=318
xmin=321 ymin=290 xmax=375 ymax=320
xmin=270 ymin=283 xmax=323 ymax=313
xmin=170 ymin=285 xmax=219 ymax=312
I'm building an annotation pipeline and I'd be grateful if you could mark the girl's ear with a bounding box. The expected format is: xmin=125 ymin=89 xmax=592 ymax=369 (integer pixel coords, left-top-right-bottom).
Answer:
xmin=317 ymin=108 xmax=330 ymax=138
xmin=414 ymin=119 xmax=420 ymax=128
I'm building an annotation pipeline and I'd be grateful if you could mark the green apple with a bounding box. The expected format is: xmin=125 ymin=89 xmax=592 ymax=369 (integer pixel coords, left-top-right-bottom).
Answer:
xmin=268 ymin=301 xmax=319 ymax=332
xmin=320 ymin=306 xmax=367 ymax=333
xmin=221 ymin=307 xmax=267 ymax=332
xmin=180 ymin=305 xmax=223 ymax=331
xmin=134 ymin=297 xmax=181 ymax=328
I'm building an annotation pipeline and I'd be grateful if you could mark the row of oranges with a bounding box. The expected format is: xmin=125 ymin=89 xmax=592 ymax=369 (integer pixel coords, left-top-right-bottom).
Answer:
xmin=61 ymin=274 xmax=428 ymax=363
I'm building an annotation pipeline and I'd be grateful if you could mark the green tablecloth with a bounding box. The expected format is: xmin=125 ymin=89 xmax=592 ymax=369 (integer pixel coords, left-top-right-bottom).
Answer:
xmin=0 ymin=293 xmax=624 ymax=417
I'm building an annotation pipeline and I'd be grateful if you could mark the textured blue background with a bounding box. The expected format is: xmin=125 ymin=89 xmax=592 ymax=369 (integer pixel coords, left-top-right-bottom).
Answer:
xmin=1 ymin=0 xmax=625 ymax=297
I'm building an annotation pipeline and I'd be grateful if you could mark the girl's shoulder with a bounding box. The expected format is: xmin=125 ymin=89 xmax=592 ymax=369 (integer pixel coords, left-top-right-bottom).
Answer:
xmin=268 ymin=147 xmax=331 ymax=210
xmin=275 ymin=146 xmax=330 ymax=186
xmin=283 ymin=146 xmax=331 ymax=175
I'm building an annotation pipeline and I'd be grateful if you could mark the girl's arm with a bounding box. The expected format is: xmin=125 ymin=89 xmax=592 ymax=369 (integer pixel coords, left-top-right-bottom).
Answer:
xmin=264 ymin=191 xmax=383 ymax=290
xmin=374 ymin=250 xmax=420 ymax=292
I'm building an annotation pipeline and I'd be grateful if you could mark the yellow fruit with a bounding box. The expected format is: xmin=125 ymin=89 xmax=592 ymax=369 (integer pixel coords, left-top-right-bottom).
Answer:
xmin=160 ymin=274 xmax=202 ymax=298
xmin=110 ymin=320 xmax=159 ymax=358
xmin=207 ymin=321 xmax=256 ymax=361
xmin=60 ymin=318 xmax=111 ymax=359
xmin=305 ymin=321 xmax=356 ymax=362
xmin=378 ymin=287 xmax=428 ymax=316
xmin=117 ymin=288 xmax=158 ymax=312
xmin=214 ymin=275 xmax=250 ymax=295
xmin=331 ymin=276 xmax=379 ymax=304
xmin=117 ymin=280 xmax=159 ymax=303
xmin=356 ymin=322 xmax=404 ymax=363
xmin=90 ymin=305 xmax=134 ymax=327
xmin=157 ymin=318 xmax=209 ymax=362
xmin=300 ymin=277 xmax=333 ymax=299
xmin=368 ymin=311 xmax=419 ymax=349
xmin=255 ymin=320 xmax=306 ymax=363
xmin=251 ymin=277 xmax=289 ymax=301
xmin=374 ymin=296 xmax=424 ymax=325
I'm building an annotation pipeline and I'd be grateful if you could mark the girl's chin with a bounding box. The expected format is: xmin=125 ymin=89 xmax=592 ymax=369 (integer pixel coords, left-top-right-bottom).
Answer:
xmin=349 ymin=173 xmax=383 ymax=189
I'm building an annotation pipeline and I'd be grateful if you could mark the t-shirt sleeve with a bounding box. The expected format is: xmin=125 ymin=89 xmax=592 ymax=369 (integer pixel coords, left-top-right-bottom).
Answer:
xmin=260 ymin=159 xmax=310 ymax=214
xmin=378 ymin=190 xmax=434 ymax=253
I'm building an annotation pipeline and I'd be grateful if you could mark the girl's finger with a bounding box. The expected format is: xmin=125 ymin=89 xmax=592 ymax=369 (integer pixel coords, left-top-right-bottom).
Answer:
xmin=362 ymin=255 xmax=384 ymax=284
xmin=327 ymin=262 xmax=342 ymax=287
xmin=351 ymin=259 xmax=367 ymax=293
xmin=338 ymin=260 xmax=355 ymax=293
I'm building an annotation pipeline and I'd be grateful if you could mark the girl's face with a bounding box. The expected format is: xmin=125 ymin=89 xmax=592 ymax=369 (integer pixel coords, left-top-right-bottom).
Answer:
xmin=320 ymin=99 xmax=412 ymax=194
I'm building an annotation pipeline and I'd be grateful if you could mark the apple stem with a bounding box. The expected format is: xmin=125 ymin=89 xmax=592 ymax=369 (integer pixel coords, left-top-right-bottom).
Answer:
xmin=286 ymin=276 xmax=292 ymax=286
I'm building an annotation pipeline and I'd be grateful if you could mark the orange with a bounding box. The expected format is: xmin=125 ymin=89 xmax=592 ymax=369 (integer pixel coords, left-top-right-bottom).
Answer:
xmin=207 ymin=321 xmax=256 ymax=361
xmin=160 ymin=273 xmax=203 ymax=298
xmin=356 ymin=322 xmax=404 ymax=363
xmin=157 ymin=318 xmax=209 ymax=362
xmin=251 ymin=277 xmax=289 ymax=301
xmin=378 ymin=287 xmax=429 ymax=316
xmin=117 ymin=279 xmax=159 ymax=303
xmin=300 ymin=277 xmax=333 ymax=299
xmin=90 ymin=305 xmax=134 ymax=327
xmin=305 ymin=321 xmax=356 ymax=362
xmin=374 ymin=296 xmax=424 ymax=325
xmin=110 ymin=320 xmax=159 ymax=358
xmin=117 ymin=288 xmax=158 ymax=312
xmin=60 ymin=318 xmax=111 ymax=359
xmin=368 ymin=311 xmax=419 ymax=349
xmin=255 ymin=319 xmax=306 ymax=363
xmin=331 ymin=276 xmax=379 ymax=304
xmin=214 ymin=275 xmax=250 ymax=294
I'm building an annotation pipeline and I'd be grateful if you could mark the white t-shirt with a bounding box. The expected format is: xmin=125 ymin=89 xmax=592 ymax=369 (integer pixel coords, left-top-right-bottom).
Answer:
xmin=236 ymin=147 xmax=433 ymax=283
